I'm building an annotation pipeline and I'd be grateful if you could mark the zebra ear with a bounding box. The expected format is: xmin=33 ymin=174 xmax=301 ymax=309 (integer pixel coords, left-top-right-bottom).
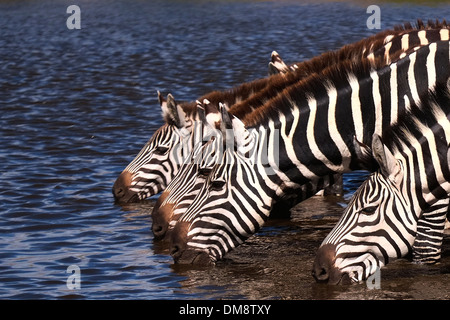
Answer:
xmin=353 ymin=136 xmax=379 ymax=171
xmin=157 ymin=90 xmax=166 ymax=107
xmin=268 ymin=51 xmax=290 ymax=75
xmin=161 ymin=93 xmax=186 ymax=128
xmin=196 ymin=100 xmax=206 ymax=124
xmin=371 ymin=134 xmax=402 ymax=185
xmin=203 ymin=99 xmax=222 ymax=130
xmin=219 ymin=103 xmax=233 ymax=131
xmin=225 ymin=107 xmax=251 ymax=151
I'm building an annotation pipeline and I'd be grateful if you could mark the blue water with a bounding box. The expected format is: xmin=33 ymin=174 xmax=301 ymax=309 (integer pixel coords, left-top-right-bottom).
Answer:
xmin=1 ymin=0 xmax=450 ymax=299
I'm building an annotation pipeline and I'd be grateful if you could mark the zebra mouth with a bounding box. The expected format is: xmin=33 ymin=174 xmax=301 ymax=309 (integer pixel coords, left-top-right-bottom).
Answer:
xmin=126 ymin=193 xmax=141 ymax=203
xmin=174 ymin=248 xmax=215 ymax=266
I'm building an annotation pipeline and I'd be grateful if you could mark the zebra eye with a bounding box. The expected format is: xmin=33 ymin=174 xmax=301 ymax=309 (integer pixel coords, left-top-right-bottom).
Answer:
xmin=198 ymin=168 xmax=212 ymax=177
xmin=154 ymin=146 xmax=169 ymax=155
xmin=210 ymin=180 xmax=226 ymax=191
xmin=361 ymin=206 xmax=377 ymax=215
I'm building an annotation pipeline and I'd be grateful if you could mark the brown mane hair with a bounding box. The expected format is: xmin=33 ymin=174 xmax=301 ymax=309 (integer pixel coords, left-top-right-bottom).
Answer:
xmin=227 ymin=19 xmax=449 ymax=120
xmin=241 ymin=54 xmax=393 ymax=127
xmin=179 ymin=20 xmax=448 ymax=121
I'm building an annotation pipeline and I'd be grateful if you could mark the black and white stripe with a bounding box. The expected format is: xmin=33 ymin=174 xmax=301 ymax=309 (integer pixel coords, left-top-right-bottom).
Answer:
xmin=151 ymin=22 xmax=450 ymax=239
xmin=169 ymin=40 xmax=450 ymax=265
xmin=313 ymin=79 xmax=450 ymax=284
xmin=114 ymin=21 xmax=450 ymax=204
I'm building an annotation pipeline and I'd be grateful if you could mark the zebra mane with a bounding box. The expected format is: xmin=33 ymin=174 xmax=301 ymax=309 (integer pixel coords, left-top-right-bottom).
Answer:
xmin=227 ymin=34 xmax=395 ymax=120
xmin=172 ymin=19 xmax=449 ymax=124
xmin=393 ymin=19 xmax=449 ymax=32
xmin=229 ymin=20 xmax=449 ymax=122
xmin=242 ymin=55 xmax=381 ymax=127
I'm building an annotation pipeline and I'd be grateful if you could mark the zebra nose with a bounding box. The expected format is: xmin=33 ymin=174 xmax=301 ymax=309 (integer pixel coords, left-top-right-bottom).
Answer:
xmin=312 ymin=244 xmax=341 ymax=284
xmin=170 ymin=221 xmax=190 ymax=262
xmin=112 ymin=171 xmax=134 ymax=203
xmin=151 ymin=192 xmax=172 ymax=240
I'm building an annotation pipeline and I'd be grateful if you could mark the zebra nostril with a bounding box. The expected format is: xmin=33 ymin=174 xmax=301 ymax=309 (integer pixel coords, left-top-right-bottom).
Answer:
xmin=313 ymin=266 xmax=330 ymax=282
xmin=312 ymin=243 xmax=338 ymax=283
xmin=170 ymin=221 xmax=190 ymax=263
xmin=170 ymin=244 xmax=180 ymax=258
xmin=152 ymin=224 xmax=166 ymax=240
xmin=114 ymin=187 xmax=124 ymax=198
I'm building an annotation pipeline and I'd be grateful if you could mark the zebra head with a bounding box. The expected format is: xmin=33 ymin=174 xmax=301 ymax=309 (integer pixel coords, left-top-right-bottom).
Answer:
xmin=168 ymin=104 xmax=339 ymax=265
xmin=169 ymin=106 xmax=273 ymax=265
xmin=113 ymin=92 xmax=195 ymax=203
xmin=313 ymin=134 xmax=417 ymax=284
xmin=151 ymin=100 xmax=225 ymax=239
xmin=314 ymin=82 xmax=450 ymax=284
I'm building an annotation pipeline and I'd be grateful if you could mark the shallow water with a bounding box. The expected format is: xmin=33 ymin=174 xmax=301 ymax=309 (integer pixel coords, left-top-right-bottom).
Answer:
xmin=1 ymin=0 xmax=450 ymax=299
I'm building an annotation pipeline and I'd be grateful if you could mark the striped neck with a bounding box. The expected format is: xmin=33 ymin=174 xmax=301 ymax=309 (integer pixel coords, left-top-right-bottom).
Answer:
xmin=244 ymin=41 xmax=449 ymax=189
xmin=387 ymin=84 xmax=450 ymax=215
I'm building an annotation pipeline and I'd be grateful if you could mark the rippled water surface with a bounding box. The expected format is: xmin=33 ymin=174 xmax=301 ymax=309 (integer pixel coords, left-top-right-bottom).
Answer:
xmin=1 ymin=0 xmax=450 ymax=299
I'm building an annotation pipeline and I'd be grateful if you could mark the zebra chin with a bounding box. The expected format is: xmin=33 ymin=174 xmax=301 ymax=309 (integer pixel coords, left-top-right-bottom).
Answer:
xmin=312 ymin=244 xmax=354 ymax=285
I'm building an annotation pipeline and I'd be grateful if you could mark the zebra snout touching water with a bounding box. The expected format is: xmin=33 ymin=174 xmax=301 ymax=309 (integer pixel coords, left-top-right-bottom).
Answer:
xmin=170 ymin=220 xmax=215 ymax=265
xmin=312 ymin=244 xmax=351 ymax=285
xmin=313 ymin=79 xmax=450 ymax=284
xmin=151 ymin=191 xmax=173 ymax=239
xmin=112 ymin=170 xmax=135 ymax=203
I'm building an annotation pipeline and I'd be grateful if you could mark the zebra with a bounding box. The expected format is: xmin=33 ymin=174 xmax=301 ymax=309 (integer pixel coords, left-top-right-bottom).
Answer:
xmin=168 ymin=40 xmax=450 ymax=265
xmin=312 ymin=79 xmax=450 ymax=284
xmin=150 ymin=21 xmax=450 ymax=239
xmin=113 ymin=20 xmax=449 ymax=204
xmin=152 ymin=101 xmax=238 ymax=238
xmin=112 ymin=49 xmax=314 ymax=204
xmin=112 ymin=74 xmax=282 ymax=203
xmin=153 ymin=99 xmax=341 ymax=239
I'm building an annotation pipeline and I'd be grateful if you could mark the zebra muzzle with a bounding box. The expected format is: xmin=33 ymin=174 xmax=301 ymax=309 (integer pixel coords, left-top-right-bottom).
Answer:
xmin=112 ymin=170 xmax=139 ymax=203
xmin=151 ymin=192 xmax=173 ymax=240
xmin=312 ymin=244 xmax=350 ymax=285
xmin=170 ymin=221 xmax=214 ymax=266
